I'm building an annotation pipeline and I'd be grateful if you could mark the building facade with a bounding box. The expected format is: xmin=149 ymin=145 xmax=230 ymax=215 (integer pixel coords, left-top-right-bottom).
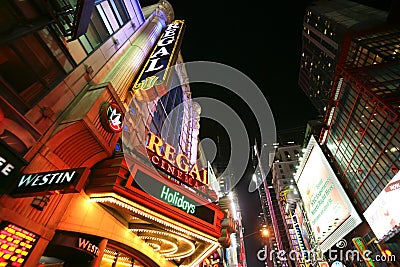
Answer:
xmin=0 ymin=1 xmax=225 ymax=266
xmin=298 ymin=0 xmax=400 ymax=264
xmin=321 ymin=43 xmax=400 ymax=263
xmin=271 ymin=145 xmax=315 ymax=267
xmin=298 ymin=0 xmax=388 ymax=115
xmin=252 ymin=144 xmax=294 ymax=267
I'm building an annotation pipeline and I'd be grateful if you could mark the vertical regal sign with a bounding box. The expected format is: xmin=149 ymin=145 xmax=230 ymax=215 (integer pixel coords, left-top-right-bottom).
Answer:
xmin=132 ymin=20 xmax=186 ymax=102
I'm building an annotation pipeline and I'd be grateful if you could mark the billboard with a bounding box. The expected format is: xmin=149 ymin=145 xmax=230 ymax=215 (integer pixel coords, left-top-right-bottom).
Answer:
xmin=296 ymin=136 xmax=362 ymax=252
xmin=0 ymin=221 xmax=39 ymax=267
xmin=363 ymin=172 xmax=400 ymax=240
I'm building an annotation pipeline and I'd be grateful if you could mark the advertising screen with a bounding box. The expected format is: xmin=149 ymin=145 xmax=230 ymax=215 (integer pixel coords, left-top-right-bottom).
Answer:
xmin=296 ymin=136 xmax=362 ymax=251
xmin=294 ymin=205 xmax=311 ymax=252
xmin=364 ymin=172 xmax=400 ymax=240
xmin=0 ymin=222 xmax=39 ymax=267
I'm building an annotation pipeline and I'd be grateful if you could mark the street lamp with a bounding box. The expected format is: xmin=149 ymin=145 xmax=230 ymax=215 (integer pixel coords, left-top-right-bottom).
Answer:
xmin=261 ymin=227 xmax=269 ymax=238
xmin=243 ymin=226 xmax=269 ymax=239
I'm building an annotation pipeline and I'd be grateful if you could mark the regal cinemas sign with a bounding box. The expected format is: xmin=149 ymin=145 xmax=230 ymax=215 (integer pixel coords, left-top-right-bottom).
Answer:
xmin=146 ymin=132 xmax=213 ymax=196
xmin=132 ymin=20 xmax=185 ymax=102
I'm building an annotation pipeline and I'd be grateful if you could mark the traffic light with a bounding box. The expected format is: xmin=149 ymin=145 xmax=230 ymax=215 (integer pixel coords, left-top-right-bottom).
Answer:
xmin=218 ymin=196 xmax=236 ymax=248
xmin=218 ymin=223 xmax=231 ymax=248
xmin=218 ymin=214 xmax=236 ymax=247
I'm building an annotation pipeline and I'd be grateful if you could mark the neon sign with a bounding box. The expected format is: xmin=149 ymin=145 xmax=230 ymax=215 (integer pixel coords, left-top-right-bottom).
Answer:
xmin=129 ymin=170 xmax=216 ymax=224
xmin=12 ymin=168 xmax=89 ymax=197
xmin=99 ymin=102 xmax=123 ymax=133
xmin=160 ymin=185 xmax=195 ymax=214
xmin=0 ymin=222 xmax=39 ymax=267
xmin=146 ymin=131 xmax=208 ymax=185
xmin=352 ymin=237 xmax=375 ymax=267
xmin=132 ymin=20 xmax=185 ymax=102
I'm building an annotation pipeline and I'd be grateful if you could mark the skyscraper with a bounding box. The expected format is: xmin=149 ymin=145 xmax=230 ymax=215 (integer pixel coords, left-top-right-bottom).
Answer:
xmin=321 ymin=42 xmax=400 ymax=263
xmin=299 ymin=0 xmax=400 ymax=262
xmin=298 ymin=0 xmax=388 ymax=114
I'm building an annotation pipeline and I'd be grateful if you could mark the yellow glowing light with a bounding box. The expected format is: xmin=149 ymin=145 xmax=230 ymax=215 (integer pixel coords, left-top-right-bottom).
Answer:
xmin=89 ymin=193 xmax=220 ymax=266
xmin=89 ymin=193 xmax=218 ymax=243
xmin=261 ymin=228 xmax=269 ymax=237
xmin=384 ymin=249 xmax=392 ymax=256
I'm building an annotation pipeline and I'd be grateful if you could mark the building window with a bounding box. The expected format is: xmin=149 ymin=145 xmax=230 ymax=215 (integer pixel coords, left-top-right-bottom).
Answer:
xmin=79 ymin=8 xmax=110 ymax=53
xmin=289 ymin=164 xmax=296 ymax=173
xmin=109 ymin=0 xmax=130 ymax=25
xmin=71 ymin=0 xmax=131 ymax=60
xmin=150 ymin=74 xmax=184 ymax=149
xmin=1 ymin=27 xmax=73 ymax=113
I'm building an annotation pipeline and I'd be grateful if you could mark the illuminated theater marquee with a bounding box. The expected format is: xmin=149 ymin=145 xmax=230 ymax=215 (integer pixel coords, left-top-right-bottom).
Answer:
xmin=160 ymin=185 xmax=196 ymax=214
xmin=129 ymin=170 xmax=216 ymax=224
xmin=146 ymin=131 xmax=209 ymax=190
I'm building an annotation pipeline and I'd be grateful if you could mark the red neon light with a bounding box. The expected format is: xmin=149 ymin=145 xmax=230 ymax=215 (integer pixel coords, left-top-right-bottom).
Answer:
xmin=100 ymin=102 xmax=123 ymax=133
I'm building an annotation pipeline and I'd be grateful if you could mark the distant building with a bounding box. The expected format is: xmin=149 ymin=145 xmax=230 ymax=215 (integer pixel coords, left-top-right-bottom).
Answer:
xmin=272 ymin=145 xmax=302 ymax=213
xmin=253 ymin=145 xmax=294 ymax=267
xmin=302 ymin=118 xmax=325 ymax=147
xmin=272 ymin=145 xmax=315 ymax=267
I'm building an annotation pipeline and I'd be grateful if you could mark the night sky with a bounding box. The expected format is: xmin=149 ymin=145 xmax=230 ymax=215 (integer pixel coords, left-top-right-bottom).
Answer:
xmin=139 ymin=0 xmax=391 ymax=266
xmin=140 ymin=0 xmax=318 ymax=266
xmin=170 ymin=3 xmax=318 ymax=266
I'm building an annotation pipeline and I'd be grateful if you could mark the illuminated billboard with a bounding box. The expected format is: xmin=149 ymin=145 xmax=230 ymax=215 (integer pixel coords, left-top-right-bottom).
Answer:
xmin=0 ymin=222 xmax=39 ymax=267
xmin=364 ymin=172 xmax=400 ymax=240
xmin=295 ymin=136 xmax=362 ymax=252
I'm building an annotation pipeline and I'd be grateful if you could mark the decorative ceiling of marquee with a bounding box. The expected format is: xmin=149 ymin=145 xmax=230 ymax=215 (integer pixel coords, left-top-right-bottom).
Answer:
xmin=89 ymin=193 xmax=220 ymax=266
